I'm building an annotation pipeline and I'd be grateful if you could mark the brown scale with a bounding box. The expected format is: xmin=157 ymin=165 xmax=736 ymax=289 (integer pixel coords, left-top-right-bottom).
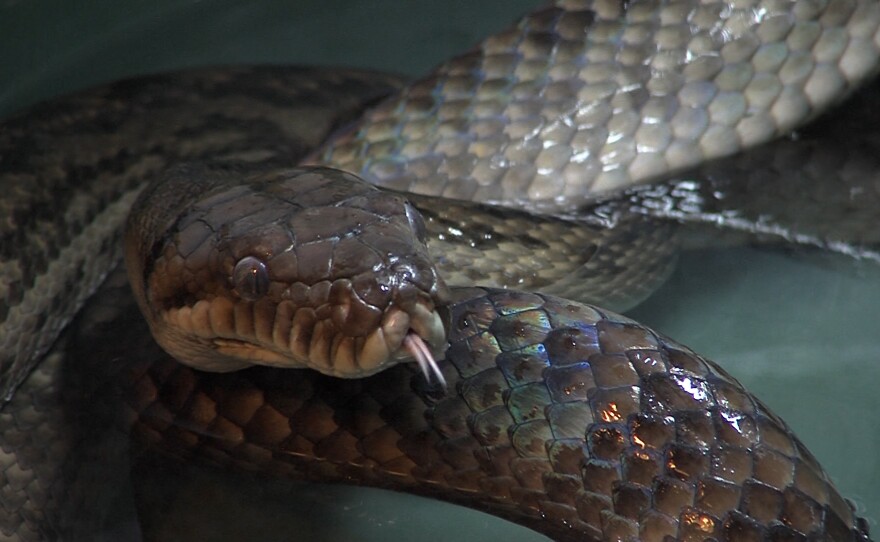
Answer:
xmin=3 ymin=1 xmax=880 ymax=540
xmin=25 ymin=274 xmax=864 ymax=542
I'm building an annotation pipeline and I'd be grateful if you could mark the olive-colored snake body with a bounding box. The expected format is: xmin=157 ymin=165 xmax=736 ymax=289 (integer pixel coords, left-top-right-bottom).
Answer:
xmin=2 ymin=1 xmax=880 ymax=540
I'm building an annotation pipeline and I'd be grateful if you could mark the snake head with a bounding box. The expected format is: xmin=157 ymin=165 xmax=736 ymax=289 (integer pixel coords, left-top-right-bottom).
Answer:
xmin=125 ymin=165 xmax=449 ymax=382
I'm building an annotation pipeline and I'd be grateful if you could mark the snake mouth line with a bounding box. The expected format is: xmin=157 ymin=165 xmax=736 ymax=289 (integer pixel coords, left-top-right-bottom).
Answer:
xmin=160 ymin=298 xmax=447 ymax=380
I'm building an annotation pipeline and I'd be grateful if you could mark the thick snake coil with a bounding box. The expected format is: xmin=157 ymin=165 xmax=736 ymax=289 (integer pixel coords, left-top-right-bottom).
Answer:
xmin=1 ymin=1 xmax=880 ymax=541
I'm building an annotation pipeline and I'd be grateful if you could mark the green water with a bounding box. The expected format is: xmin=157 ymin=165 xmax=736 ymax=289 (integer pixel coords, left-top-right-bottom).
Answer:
xmin=2 ymin=1 xmax=877 ymax=540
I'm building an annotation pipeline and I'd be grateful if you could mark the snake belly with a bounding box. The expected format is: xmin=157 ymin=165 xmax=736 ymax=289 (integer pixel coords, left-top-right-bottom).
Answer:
xmin=1 ymin=0 xmax=880 ymax=541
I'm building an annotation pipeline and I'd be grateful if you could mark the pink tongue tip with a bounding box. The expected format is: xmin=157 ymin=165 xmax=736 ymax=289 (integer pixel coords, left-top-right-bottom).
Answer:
xmin=403 ymin=332 xmax=446 ymax=387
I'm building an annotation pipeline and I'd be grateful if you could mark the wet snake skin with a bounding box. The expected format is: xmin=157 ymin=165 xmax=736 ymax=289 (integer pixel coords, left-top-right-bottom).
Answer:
xmin=1 ymin=0 xmax=880 ymax=540
xmin=62 ymin=273 xmax=871 ymax=542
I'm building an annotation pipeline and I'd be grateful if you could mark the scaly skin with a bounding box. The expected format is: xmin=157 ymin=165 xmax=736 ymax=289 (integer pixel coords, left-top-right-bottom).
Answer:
xmin=60 ymin=273 xmax=870 ymax=542
xmin=1 ymin=0 xmax=880 ymax=539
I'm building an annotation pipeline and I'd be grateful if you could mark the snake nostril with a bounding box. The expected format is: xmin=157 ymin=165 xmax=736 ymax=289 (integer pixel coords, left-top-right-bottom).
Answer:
xmin=233 ymin=256 xmax=269 ymax=301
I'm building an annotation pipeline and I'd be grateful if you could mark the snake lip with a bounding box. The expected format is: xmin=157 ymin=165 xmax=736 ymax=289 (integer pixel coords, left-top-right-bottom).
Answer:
xmin=158 ymin=295 xmax=448 ymax=382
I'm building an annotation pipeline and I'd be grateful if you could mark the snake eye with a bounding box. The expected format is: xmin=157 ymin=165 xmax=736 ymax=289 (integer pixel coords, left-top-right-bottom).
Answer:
xmin=233 ymin=256 xmax=269 ymax=300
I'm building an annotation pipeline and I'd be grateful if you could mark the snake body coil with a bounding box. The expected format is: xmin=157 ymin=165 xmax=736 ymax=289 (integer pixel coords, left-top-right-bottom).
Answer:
xmin=1 ymin=1 xmax=879 ymax=540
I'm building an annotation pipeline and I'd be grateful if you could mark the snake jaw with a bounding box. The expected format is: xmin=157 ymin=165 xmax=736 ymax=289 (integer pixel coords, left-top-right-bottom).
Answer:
xmin=156 ymin=294 xmax=448 ymax=381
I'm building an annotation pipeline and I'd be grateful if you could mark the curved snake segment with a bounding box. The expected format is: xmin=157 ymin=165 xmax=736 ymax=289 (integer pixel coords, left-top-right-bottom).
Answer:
xmin=68 ymin=274 xmax=871 ymax=542
xmin=1 ymin=0 xmax=880 ymax=540
xmin=317 ymin=0 xmax=880 ymax=212
xmin=411 ymin=194 xmax=682 ymax=311
xmin=586 ymin=77 xmax=880 ymax=260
